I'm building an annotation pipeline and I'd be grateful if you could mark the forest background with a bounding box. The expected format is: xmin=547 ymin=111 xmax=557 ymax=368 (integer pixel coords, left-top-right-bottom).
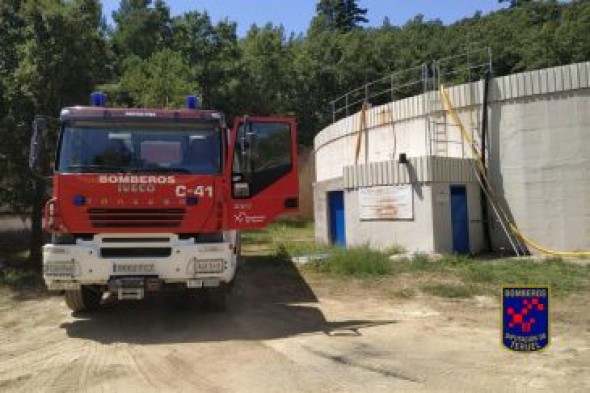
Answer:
xmin=1 ymin=0 xmax=588 ymax=262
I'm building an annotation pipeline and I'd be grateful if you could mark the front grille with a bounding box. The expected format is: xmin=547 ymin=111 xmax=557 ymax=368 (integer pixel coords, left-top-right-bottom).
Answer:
xmin=101 ymin=247 xmax=172 ymax=258
xmin=88 ymin=208 xmax=185 ymax=229
xmin=102 ymin=237 xmax=171 ymax=243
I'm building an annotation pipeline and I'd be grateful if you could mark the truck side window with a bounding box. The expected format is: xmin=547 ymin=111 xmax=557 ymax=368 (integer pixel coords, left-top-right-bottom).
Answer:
xmin=233 ymin=121 xmax=292 ymax=196
xmin=252 ymin=123 xmax=292 ymax=172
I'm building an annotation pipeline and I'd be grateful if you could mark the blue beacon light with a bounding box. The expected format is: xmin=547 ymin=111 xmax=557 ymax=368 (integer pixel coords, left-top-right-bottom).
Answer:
xmin=73 ymin=195 xmax=86 ymax=206
xmin=186 ymin=95 xmax=198 ymax=109
xmin=90 ymin=92 xmax=107 ymax=107
xmin=186 ymin=197 xmax=198 ymax=206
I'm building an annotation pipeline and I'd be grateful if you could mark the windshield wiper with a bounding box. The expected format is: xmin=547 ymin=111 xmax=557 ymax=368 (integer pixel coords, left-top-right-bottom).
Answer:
xmin=67 ymin=164 xmax=129 ymax=173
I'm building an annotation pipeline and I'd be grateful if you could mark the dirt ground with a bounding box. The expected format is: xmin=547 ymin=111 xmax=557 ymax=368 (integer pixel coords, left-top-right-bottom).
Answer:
xmin=0 ymin=258 xmax=588 ymax=393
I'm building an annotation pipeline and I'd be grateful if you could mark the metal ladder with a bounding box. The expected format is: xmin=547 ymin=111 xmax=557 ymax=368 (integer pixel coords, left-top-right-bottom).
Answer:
xmin=426 ymin=90 xmax=449 ymax=157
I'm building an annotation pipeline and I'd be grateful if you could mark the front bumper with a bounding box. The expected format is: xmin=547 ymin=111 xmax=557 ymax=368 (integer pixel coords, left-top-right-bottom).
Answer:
xmin=43 ymin=233 xmax=237 ymax=290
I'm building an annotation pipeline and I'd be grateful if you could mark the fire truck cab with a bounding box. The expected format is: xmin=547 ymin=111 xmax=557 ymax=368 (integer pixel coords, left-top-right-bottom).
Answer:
xmin=30 ymin=93 xmax=299 ymax=312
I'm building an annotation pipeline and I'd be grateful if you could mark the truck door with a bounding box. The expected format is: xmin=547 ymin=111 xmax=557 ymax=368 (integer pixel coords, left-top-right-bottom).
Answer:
xmin=225 ymin=116 xmax=298 ymax=230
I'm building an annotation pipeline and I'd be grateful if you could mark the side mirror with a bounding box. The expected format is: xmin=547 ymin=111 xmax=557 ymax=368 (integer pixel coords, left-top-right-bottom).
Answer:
xmin=29 ymin=116 xmax=47 ymax=173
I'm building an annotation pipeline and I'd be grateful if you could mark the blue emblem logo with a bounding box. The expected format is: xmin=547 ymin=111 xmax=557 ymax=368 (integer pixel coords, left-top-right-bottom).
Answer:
xmin=502 ymin=286 xmax=550 ymax=352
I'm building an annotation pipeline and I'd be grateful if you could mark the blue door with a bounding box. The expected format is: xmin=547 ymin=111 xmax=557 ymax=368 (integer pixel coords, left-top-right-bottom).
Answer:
xmin=328 ymin=191 xmax=346 ymax=246
xmin=450 ymin=186 xmax=470 ymax=254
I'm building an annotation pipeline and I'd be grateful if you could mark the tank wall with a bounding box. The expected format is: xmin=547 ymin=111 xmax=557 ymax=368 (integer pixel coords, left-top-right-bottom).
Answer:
xmin=488 ymin=90 xmax=590 ymax=252
xmin=315 ymin=62 xmax=590 ymax=254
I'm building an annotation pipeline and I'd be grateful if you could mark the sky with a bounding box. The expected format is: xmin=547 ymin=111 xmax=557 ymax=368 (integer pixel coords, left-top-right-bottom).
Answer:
xmin=101 ymin=0 xmax=508 ymax=36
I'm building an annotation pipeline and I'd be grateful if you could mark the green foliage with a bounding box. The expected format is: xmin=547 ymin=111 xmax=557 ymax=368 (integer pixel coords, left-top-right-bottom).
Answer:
xmin=0 ymin=0 xmax=111 ymax=263
xmin=242 ymin=218 xmax=590 ymax=298
xmin=459 ymin=257 xmax=590 ymax=295
xmin=307 ymin=247 xmax=393 ymax=276
xmin=235 ymin=24 xmax=297 ymax=116
xmin=0 ymin=268 xmax=38 ymax=288
xmin=120 ymin=49 xmax=197 ymax=108
xmin=314 ymin=0 xmax=368 ymax=32
xmin=382 ymin=245 xmax=406 ymax=255
xmin=168 ymin=11 xmax=241 ymax=113
xmin=498 ymin=0 xmax=539 ymax=8
xmin=111 ymin=0 xmax=172 ymax=63
xmin=1 ymin=0 xmax=590 ymax=265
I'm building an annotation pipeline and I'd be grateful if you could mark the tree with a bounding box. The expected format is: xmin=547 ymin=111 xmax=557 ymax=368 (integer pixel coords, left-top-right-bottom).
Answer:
xmin=313 ymin=0 xmax=368 ymax=32
xmin=382 ymin=16 xmax=392 ymax=29
xmin=120 ymin=48 xmax=197 ymax=108
xmin=0 ymin=0 xmax=110 ymax=266
xmin=498 ymin=0 xmax=538 ymax=8
xmin=0 ymin=0 xmax=28 ymax=213
xmin=169 ymin=12 xmax=241 ymax=114
xmin=236 ymin=24 xmax=296 ymax=115
xmin=111 ymin=0 xmax=172 ymax=64
xmin=1 ymin=0 xmax=589 ymax=270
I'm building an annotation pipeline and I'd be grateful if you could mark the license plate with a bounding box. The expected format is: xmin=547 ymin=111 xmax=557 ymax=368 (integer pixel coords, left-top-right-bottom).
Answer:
xmin=195 ymin=260 xmax=224 ymax=273
xmin=113 ymin=263 xmax=155 ymax=274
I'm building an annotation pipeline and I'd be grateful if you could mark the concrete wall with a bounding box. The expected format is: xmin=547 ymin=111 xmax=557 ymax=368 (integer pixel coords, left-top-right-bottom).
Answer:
xmin=314 ymin=157 xmax=484 ymax=253
xmin=488 ymin=90 xmax=590 ymax=252
xmin=314 ymin=178 xmax=484 ymax=254
xmin=343 ymin=184 xmax=434 ymax=252
xmin=315 ymin=61 xmax=590 ymax=254
xmin=315 ymin=116 xmax=429 ymax=182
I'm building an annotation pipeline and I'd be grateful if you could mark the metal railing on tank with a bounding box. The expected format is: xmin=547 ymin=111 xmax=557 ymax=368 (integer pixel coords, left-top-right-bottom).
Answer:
xmin=329 ymin=47 xmax=493 ymax=122
xmin=433 ymin=47 xmax=493 ymax=89
xmin=330 ymin=64 xmax=427 ymax=123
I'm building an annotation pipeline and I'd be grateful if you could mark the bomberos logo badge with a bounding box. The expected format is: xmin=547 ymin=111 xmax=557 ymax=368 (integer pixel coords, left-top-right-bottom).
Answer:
xmin=502 ymin=285 xmax=550 ymax=352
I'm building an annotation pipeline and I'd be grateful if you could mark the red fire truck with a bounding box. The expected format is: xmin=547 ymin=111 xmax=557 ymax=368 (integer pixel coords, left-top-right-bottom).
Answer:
xmin=30 ymin=93 xmax=298 ymax=312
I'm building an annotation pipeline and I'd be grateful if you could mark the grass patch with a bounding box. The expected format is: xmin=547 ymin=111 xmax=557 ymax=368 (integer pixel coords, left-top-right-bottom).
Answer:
xmin=241 ymin=219 xmax=317 ymax=255
xmin=382 ymin=245 xmax=406 ymax=255
xmin=241 ymin=220 xmax=590 ymax=298
xmin=306 ymin=247 xmax=393 ymax=277
xmin=421 ymin=282 xmax=476 ymax=298
xmin=458 ymin=257 xmax=590 ymax=296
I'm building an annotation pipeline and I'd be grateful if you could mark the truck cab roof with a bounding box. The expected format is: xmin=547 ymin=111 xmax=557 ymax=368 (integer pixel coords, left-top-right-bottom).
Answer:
xmin=60 ymin=106 xmax=223 ymax=123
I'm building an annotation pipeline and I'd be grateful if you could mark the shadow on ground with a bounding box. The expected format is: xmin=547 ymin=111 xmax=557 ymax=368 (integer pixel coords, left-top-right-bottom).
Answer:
xmin=61 ymin=255 xmax=396 ymax=344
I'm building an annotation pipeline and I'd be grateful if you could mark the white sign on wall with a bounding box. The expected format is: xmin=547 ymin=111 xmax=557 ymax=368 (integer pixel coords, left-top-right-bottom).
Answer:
xmin=359 ymin=185 xmax=413 ymax=221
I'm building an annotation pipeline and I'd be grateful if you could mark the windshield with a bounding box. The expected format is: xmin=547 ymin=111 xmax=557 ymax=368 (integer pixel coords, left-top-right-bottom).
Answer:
xmin=56 ymin=121 xmax=222 ymax=174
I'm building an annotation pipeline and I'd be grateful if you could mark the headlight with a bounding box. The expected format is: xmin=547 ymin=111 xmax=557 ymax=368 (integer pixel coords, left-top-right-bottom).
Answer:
xmin=44 ymin=261 xmax=77 ymax=278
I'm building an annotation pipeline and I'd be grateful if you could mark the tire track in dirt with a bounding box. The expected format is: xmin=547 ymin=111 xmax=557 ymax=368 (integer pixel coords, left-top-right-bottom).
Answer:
xmin=125 ymin=345 xmax=213 ymax=392
xmin=1 ymin=272 xmax=589 ymax=392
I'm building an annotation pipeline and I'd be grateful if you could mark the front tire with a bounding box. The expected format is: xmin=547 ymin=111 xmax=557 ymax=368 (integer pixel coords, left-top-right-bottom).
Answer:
xmin=64 ymin=286 xmax=102 ymax=312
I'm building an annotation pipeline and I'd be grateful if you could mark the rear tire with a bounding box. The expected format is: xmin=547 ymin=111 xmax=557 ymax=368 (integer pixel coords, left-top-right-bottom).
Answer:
xmin=64 ymin=286 xmax=102 ymax=312
xmin=203 ymin=286 xmax=227 ymax=312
